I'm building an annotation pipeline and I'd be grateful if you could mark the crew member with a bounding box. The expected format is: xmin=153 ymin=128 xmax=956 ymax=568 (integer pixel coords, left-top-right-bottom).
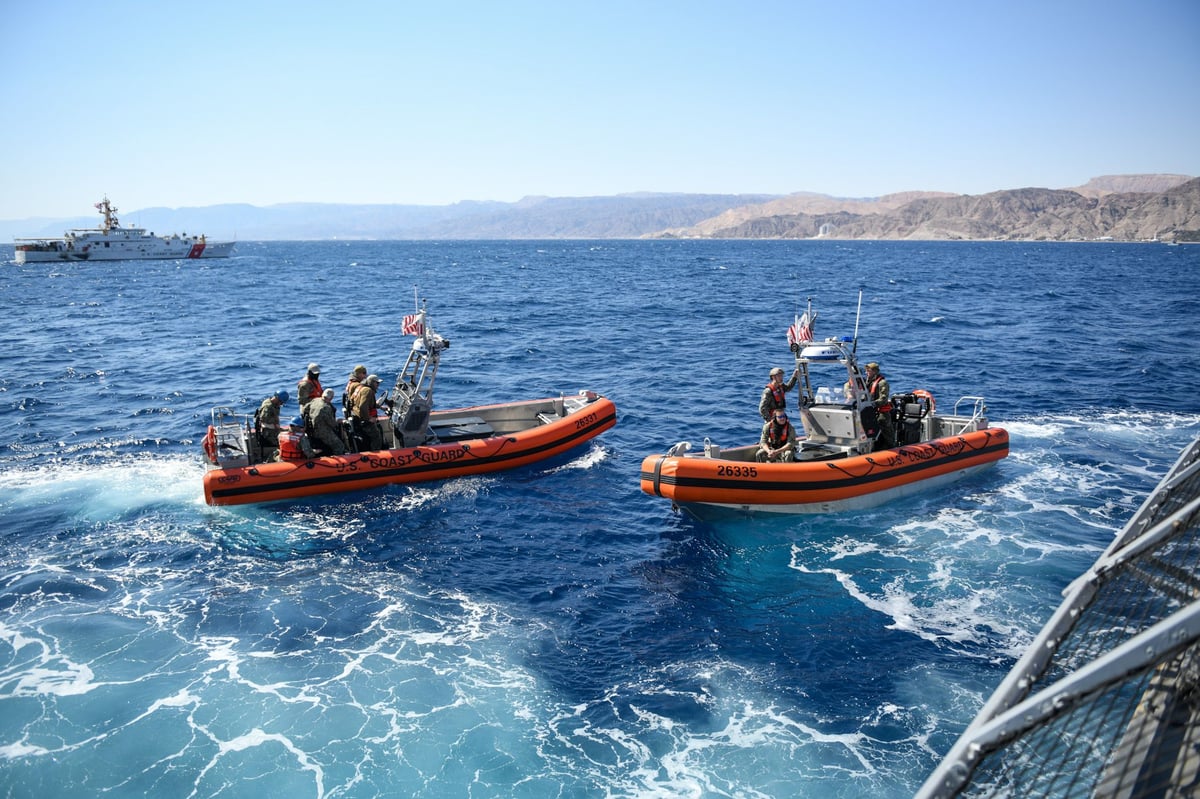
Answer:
xmin=304 ymin=388 xmax=346 ymax=455
xmin=297 ymin=363 xmax=323 ymax=409
xmin=343 ymin=364 xmax=367 ymax=418
xmin=757 ymin=409 xmax=798 ymax=462
xmin=865 ymin=362 xmax=895 ymax=448
xmin=254 ymin=390 xmax=288 ymax=452
xmin=759 ymin=366 xmax=799 ymax=420
xmin=277 ymin=416 xmax=315 ymax=462
xmin=349 ymin=374 xmax=384 ymax=451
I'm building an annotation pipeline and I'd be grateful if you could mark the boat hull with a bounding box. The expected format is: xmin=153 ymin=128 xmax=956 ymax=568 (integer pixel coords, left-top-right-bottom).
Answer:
xmin=15 ymin=239 xmax=234 ymax=263
xmin=640 ymin=427 xmax=1009 ymax=518
xmin=204 ymin=395 xmax=617 ymax=506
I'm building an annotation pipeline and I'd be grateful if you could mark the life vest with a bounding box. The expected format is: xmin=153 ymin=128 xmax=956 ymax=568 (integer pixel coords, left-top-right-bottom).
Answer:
xmin=765 ymin=382 xmax=786 ymax=408
xmin=350 ymin=382 xmax=377 ymax=420
xmin=343 ymin=378 xmax=361 ymax=417
xmin=298 ymin=376 xmax=323 ymax=405
xmin=869 ymin=376 xmax=892 ymax=413
xmin=278 ymin=429 xmax=307 ymax=461
xmin=766 ymin=420 xmax=793 ymax=449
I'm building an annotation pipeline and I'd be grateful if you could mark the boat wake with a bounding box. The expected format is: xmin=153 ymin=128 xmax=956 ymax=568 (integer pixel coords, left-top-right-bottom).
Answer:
xmin=782 ymin=410 xmax=1200 ymax=660
xmin=546 ymin=443 xmax=609 ymax=473
xmin=0 ymin=455 xmax=207 ymax=523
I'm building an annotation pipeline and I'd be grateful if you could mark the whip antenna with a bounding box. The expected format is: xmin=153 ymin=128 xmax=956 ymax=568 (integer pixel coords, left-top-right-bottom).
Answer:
xmin=852 ymin=290 xmax=863 ymax=354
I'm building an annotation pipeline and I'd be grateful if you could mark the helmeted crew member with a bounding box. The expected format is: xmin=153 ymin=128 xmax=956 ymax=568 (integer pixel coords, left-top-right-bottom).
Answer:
xmin=304 ymin=388 xmax=346 ymax=456
xmin=343 ymin=364 xmax=367 ymax=419
xmin=865 ymin=361 xmax=895 ymax=449
xmin=757 ymin=409 xmax=798 ymax=462
xmin=759 ymin=366 xmax=799 ymax=421
xmin=297 ymin=362 xmax=323 ymax=409
xmin=255 ymin=390 xmax=288 ymax=450
xmin=349 ymin=374 xmax=384 ymax=451
xmin=277 ymin=415 xmax=315 ymax=462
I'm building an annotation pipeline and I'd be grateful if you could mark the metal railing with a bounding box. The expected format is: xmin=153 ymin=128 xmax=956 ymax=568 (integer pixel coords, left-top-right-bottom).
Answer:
xmin=917 ymin=436 xmax=1200 ymax=799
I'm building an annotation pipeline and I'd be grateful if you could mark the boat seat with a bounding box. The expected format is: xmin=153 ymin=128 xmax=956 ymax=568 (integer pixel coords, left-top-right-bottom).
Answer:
xmin=536 ymin=412 xmax=561 ymax=425
xmin=429 ymin=416 xmax=494 ymax=441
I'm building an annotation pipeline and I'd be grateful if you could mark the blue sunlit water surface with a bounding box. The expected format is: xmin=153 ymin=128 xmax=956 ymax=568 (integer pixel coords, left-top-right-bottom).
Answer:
xmin=2 ymin=239 xmax=1198 ymax=797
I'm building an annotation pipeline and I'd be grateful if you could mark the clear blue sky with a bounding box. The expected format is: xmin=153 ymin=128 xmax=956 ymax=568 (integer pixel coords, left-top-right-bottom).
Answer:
xmin=2 ymin=0 xmax=1197 ymax=219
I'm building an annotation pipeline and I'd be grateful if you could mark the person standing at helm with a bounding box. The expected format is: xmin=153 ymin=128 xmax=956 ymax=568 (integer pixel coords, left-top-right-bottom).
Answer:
xmin=759 ymin=365 xmax=799 ymax=421
xmin=297 ymin=362 xmax=323 ymax=409
xmin=864 ymin=362 xmax=895 ymax=448
xmin=349 ymin=374 xmax=384 ymax=451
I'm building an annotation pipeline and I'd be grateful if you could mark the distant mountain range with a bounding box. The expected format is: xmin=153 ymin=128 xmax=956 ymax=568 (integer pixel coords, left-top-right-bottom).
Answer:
xmin=3 ymin=175 xmax=1197 ymax=243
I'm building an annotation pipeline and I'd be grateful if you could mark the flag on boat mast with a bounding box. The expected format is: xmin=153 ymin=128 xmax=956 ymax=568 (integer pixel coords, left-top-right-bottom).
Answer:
xmin=402 ymin=313 xmax=424 ymax=336
xmin=787 ymin=300 xmax=815 ymax=346
xmin=402 ymin=286 xmax=425 ymax=336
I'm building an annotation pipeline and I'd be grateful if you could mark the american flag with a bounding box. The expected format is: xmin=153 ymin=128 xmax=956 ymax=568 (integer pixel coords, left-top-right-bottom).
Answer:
xmin=786 ymin=312 xmax=813 ymax=345
xmin=402 ymin=313 xmax=424 ymax=336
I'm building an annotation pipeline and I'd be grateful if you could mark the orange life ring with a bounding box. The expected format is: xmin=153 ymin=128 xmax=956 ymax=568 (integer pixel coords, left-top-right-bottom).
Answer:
xmin=912 ymin=389 xmax=936 ymax=412
xmin=203 ymin=425 xmax=218 ymax=463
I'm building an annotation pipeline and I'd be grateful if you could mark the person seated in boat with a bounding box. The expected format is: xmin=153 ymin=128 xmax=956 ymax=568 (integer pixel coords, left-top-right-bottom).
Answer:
xmin=343 ymin=364 xmax=367 ymax=419
xmin=759 ymin=366 xmax=799 ymax=421
xmin=349 ymin=374 xmax=384 ymax=451
xmin=277 ymin=416 xmax=315 ymax=462
xmin=864 ymin=362 xmax=895 ymax=448
xmin=254 ymin=390 xmax=289 ymax=453
xmin=757 ymin=409 xmax=798 ymax=463
xmin=304 ymin=388 xmax=346 ymax=456
xmin=297 ymin=362 xmax=323 ymax=409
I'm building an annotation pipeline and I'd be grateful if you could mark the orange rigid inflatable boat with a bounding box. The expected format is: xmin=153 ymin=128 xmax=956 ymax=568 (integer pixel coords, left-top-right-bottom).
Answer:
xmin=203 ymin=303 xmax=616 ymax=506
xmin=640 ymin=299 xmax=1008 ymax=518
xmin=206 ymin=394 xmax=616 ymax=506
xmin=641 ymin=426 xmax=1008 ymax=517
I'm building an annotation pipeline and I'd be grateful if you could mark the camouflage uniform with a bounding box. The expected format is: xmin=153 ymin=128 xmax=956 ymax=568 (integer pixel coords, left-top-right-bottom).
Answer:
xmin=349 ymin=381 xmax=383 ymax=452
xmin=756 ymin=416 xmax=798 ymax=462
xmin=758 ymin=368 xmax=799 ymax=421
xmin=254 ymin=396 xmax=282 ymax=448
xmin=297 ymin=373 xmax=322 ymax=409
xmin=303 ymin=396 xmax=346 ymax=455
xmin=865 ymin=364 xmax=895 ymax=448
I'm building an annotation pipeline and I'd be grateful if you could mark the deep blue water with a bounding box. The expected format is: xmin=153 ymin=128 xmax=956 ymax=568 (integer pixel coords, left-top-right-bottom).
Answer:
xmin=1 ymin=240 xmax=1199 ymax=798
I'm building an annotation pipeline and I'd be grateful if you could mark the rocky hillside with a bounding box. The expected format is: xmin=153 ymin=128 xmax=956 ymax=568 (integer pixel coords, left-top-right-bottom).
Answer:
xmin=4 ymin=176 xmax=1196 ymax=242
xmin=654 ymin=174 xmax=1200 ymax=242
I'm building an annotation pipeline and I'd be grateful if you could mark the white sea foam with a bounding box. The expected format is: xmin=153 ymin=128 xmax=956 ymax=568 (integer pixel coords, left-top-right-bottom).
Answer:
xmin=547 ymin=443 xmax=608 ymax=472
xmin=0 ymin=455 xmax=206 ymax=520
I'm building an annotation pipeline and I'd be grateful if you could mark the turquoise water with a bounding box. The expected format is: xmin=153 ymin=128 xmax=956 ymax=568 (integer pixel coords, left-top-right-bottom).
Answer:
xmin=2 ymin=240 xmax=1199 ymax=797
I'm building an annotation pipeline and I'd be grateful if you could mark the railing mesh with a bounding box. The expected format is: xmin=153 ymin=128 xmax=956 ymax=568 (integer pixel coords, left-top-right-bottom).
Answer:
xmin=919 ymin=439 xmax=1200 ymax=799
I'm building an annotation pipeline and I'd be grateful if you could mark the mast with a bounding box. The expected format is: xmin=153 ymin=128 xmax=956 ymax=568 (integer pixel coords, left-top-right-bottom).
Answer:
xmin=96 ymin=197 xmax=120 ymax=232
xmin=387 ymin=301 xmax=450 ymax=447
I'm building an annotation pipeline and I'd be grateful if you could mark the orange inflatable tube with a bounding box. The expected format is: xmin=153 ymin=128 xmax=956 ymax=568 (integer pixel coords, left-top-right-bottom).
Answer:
xmin=641 ymin=427 xmax=1008 ymax=509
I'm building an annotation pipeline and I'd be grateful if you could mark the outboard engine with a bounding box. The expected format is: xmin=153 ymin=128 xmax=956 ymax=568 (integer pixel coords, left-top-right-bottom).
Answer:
xmin=893 ymin=392 xmax=932 ymax=445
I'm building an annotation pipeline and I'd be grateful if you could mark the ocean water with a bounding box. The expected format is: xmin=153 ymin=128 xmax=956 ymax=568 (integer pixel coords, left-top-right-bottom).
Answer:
xmin=1 ymin=239 xmax=1198 ymax=798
